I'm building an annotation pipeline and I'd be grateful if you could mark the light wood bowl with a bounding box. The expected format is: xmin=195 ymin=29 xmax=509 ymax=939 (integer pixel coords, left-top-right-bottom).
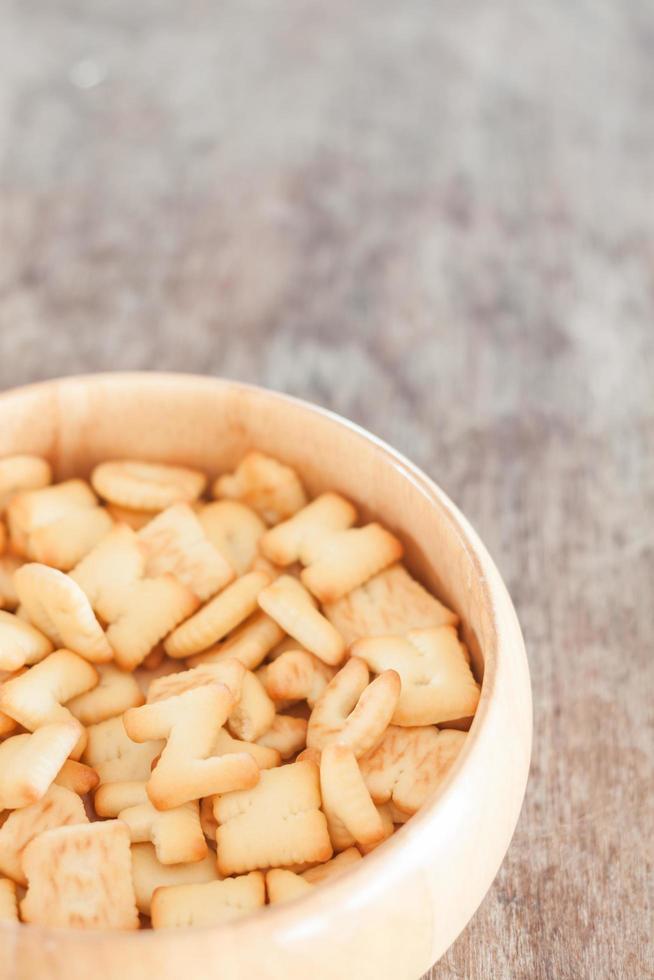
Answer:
xmin=0 ymin=373 xmax=531 ymax=980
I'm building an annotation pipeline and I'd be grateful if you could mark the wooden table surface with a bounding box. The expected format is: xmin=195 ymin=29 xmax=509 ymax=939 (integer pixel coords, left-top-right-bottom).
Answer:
xmin=1 ymin=2 xmax=652 ymax=977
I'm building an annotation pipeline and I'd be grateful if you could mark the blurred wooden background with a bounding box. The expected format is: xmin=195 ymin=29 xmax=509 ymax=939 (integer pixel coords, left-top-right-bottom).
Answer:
xmin=1 ymin=1 xmax=652 ymax=977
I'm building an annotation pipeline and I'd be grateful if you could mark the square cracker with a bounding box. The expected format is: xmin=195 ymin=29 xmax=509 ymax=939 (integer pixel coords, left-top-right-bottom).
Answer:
xmin=21 ymin=820 xmax=139 ymax=929
xmin=214 ymin=760 xmax=332 ymax=875
xmin=322 ymin=563 xmax=458 ymax=645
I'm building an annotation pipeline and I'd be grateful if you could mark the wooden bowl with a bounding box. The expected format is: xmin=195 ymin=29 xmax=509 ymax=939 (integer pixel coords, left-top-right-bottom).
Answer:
xmin=0 ymin=373 xmax=531 ymax=980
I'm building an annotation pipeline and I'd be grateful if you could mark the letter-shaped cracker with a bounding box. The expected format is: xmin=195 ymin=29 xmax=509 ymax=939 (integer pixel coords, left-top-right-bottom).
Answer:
xmin=67 ymin=662 xmax=144 ymax=725
xmin=260 ymin=493 xmax=357 ymax=567
xmin=151 ymin=871 xmax=265 ymax=929
xmin=164 ymin=570 xmax=271 ymax=659
xmin=110 ymin=578 xmax=199 ymax=672
xmin=14 ymin=564 xmax=113 ymax=664
xmin=71 ymin=525 xmax=199 ymax=670
xmin=0 ymin=610 xmax=53 ymax=670
xmin=91 ymin=460 xmax=206 ymax=511
xmin=0 ymin=784 xmax=88 ymax=884
xmin=83 ymin=715 xmax=164 ymax=785
xmin=306 ymin=657 xmax=400 ymax=758
xmin=199 ymin=500 xmax=266 ymax=575
xmin=7 ymin=479 xmax=94 ymax=552
xmin=70 ymin=523 xmax=146 ymax=622
xmin=131 ymin=842 xmax=219 ymax=916
xmin=145 ymin=659 xmax=245 ymax=705
xmin=320 ymin=744 xmax=386 ymax=850
xmin=0 ymin=649 xmax=97 ymax=758
xmin=0 ymin=648 xmax=96 ymax=724
xmin=300 ymin=523 xmax=403 ymax=604
xmin=323 ymin=563 xmax=459 ymax=645
xmin=7 ymin=479 xmax=112 ymax=569
xmin=21 ymin=821 xmax=139 ymax=929
xmin=213 ymin=452 xmax=307 ymax=526
xmin=0 ymin=877 xmax=18 ymax=921
xmin=120 ymin=795 xmax=208 ymax=866
xmin=359 ymin=725 xmax=466 ymax=814
xmin=0 ymin=455 xmax=51 ymax=513
xmin=124 ymin=685 xmax=259 ymax=810
xmin=0 ymin=721 xmax=82 ymax=809
xmin=28 ymin=508 xmax=114 ymax=572
xmin=138 ymin=503 xmax=234 ymax=601
xmin=214 ymin=760 xmax=332 ymax=875
xmin=188 ymin=611 xmax=284 ymax=671
xmin=256 ymin=715 xmax=308 ymax=760
xmin=353 ymin=626 xmax=480 ymax=726
xmin=262 ymin=650 xmax=336 ymax=707
xmin=258 ymin=575 xmax=345 ymax=666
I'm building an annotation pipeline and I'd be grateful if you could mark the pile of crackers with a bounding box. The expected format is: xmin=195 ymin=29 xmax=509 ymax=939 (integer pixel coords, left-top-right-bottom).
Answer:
xmin=0 ymin=451 xmax=480 ymax=930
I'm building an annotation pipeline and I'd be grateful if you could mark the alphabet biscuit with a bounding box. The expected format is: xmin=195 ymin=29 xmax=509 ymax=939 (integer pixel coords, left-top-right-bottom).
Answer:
xmin=306 ymin=657 xmax=400 ymax=758
xmin=352 ymin=626 xmax=480 ymax=726
xmin=124 ymin=685 xmax=259 ymax=810
xmin=151 ymin=871 xmax=265 ymax=929
xmin=0 ymin=721 xmax=83 ymax=810
xmin=260 ymin=493 xmax=357 ymax=567
xmin=214 ymin=760 xmax=332 ymax=875
xmin=138 ymin=504 xmax=234 ymax=601
xmin=14 ymin=564 xmax=113 ymax=664
xmin=0 ymin=610 xmax=53 ymax=671
xmin=199 ymin=500 xmax=266 ymax=576
xmin=213 ymin=452 xmax=307 ymax=525
xmin=323 ymin=563 xmax=458 ymax=645
xmin=300 ymin=524 xmax=403 ymax=604
xmin=164 ymin=571 xmax=271 ymax=659
xmin=359 ymin=725 xmax=466 ymax=814
xmin=258 ymin=575 xmax=345 ymax=666
xmin=91 ymin=460 xmax=206 ymax=511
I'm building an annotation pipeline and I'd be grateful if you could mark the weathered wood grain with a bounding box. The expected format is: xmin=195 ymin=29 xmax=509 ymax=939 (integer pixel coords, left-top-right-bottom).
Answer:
xmin=0 ymin=1 xmax=652 ymax=977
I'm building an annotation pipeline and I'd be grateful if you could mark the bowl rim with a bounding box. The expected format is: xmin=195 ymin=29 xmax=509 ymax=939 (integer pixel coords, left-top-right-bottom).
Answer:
xmin=0 ymin=371 xmax=531 ymax=944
